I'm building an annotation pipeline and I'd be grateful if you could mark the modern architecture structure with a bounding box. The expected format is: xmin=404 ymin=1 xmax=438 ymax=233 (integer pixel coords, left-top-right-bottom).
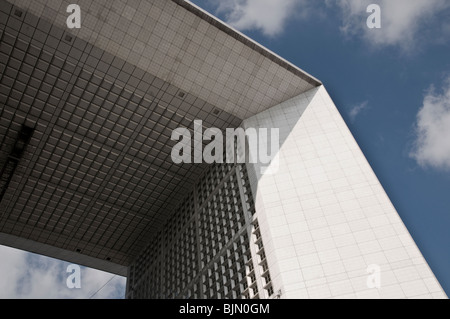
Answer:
xmin=0 ymin=0 xmax=446 ymax=299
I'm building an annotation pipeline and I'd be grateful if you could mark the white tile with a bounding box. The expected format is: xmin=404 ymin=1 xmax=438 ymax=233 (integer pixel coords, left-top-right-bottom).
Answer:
xmin=243 ymin=86 xmax=443 ymax=299
xmin=401 ymin=280 xmax=430 ymax=298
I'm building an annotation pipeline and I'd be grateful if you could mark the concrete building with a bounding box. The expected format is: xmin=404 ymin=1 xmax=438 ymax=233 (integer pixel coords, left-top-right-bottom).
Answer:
xmin=0 ymin=0 xmax=446 ymax=299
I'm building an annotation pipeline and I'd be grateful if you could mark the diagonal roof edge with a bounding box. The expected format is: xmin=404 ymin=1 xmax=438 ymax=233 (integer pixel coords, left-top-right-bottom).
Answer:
xmin=172 ymin=0 xmax=322 ymax=88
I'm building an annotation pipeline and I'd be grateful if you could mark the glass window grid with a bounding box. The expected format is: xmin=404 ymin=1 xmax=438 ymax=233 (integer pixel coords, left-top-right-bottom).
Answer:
xmin=127 ymin=162 xmax=272 ymax=299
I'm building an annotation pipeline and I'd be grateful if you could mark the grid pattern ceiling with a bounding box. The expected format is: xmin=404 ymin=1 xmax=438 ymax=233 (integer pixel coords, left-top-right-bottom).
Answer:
xmin=0 ymin=2 xmax=241 ymax=266
xmin=8 ymin=0 xmax=320 ymax=120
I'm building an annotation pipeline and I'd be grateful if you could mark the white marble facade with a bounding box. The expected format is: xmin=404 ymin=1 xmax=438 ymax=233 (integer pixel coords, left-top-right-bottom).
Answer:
xmin=243 ymin=86 xmax=447 ymax=299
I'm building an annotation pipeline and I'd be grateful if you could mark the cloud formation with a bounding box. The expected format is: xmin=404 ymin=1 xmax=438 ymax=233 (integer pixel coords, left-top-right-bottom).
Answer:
xmin=215 ymin=0 xmax=301 ymax=37
xmin=410 ymin=79 xmax=450 ymax=171
xmin=211 ymin=0 xmax=450 ymax=50
xmin=348 ymin=101 xmax=369 ymax=122
xmin=331 ymin=0 xmax=450 ymax=50
xmin=0 ymin=245 xmax=126 ymax=299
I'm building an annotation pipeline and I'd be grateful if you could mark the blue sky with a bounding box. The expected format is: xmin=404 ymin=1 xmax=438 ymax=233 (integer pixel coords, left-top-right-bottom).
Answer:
xmin=1 ymin=0 xmax=449 ymax=298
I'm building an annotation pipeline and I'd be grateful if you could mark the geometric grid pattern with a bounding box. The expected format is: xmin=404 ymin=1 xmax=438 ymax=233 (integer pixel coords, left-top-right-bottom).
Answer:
xmin=243 ymin=86 xmax=447 ymax=299
xmin=127 ymin=162 xmax=274 ymax=299
xmin=7 ymin=0 xmax=320 ymax=120
xmin=0 ymin=2 xmax=241 ymax=269
xmin=0 ymin=0 xmax=444 ymax=301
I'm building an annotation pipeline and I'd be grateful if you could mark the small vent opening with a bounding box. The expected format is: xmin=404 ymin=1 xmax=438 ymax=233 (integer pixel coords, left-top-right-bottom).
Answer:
xmin=64 ymin=34 xmax=73 ymax=43
xmin=14 ymin=9 xmax=23 ymax=18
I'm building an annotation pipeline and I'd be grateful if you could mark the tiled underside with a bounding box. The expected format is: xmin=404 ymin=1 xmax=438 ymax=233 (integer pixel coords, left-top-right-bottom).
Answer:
xmin=0 ymin=3 xmax=241 ymax=266
xmin=7 ymin=0 xmax=319 ymax=120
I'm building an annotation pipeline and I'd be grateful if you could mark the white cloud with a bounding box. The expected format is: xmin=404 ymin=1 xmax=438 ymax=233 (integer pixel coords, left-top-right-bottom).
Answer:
xmin=215 ymin=0 xmax=302 ymax=37
xmin=211 ymin=0 xmax=450 ymax=47
xmin=330 ymin=0 xmax=450 ymax=50
xmin=0 ymin=245 xmax=126 ymax=299
xmin=348 ymin=101 xmax=369 ymax=122
xmin=410 ymin=79 xmax=450 ymax=171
